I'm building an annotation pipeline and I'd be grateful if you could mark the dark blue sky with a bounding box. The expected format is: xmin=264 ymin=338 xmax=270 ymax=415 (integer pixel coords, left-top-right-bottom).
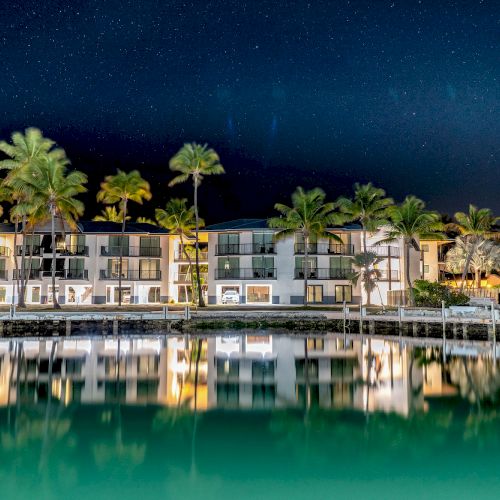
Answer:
xmin=0 ymin=0 xmax=498 ymax=221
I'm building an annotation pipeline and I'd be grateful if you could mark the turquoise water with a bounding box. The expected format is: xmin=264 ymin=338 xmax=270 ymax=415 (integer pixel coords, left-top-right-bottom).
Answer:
xmin=1 ymin=334 xmax=500 ymax=499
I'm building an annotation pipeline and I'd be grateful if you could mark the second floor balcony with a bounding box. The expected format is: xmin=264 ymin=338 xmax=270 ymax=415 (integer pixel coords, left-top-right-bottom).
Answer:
xmin=366 ymin=245 xmax=400 ymax=258
xmin=294 ymin=268 xmax=353 ymax=280
xmin=174 ymin=272 xmax=209 ymax=283
xmin=215 ymin=243 xmax=276 ymax=255
xmin=99 ymin=269 xmax=162 ymax=281
xmin=174 ymin=250 xmax=209 ymax=261
xmin=294 ymin=243 xmax=354 ymax=255
xmin=100 ymin=246 xmax=162 ymax=257
xmin=215 ymin=268 xmax=277 ymax=280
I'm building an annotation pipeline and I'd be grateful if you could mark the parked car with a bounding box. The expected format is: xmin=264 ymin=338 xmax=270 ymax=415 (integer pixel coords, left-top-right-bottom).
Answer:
xmin=221 ymin=290 xmax=240 ymax=304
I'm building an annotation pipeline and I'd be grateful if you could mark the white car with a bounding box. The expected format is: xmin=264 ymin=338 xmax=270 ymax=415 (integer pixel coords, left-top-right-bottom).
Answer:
xmin=221 ymin=290 xmax=240 ymax=304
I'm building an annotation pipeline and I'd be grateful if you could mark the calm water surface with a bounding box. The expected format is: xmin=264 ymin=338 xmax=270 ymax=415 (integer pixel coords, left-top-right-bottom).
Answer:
xmin=1 ymin=333 xmax=500 ymax=499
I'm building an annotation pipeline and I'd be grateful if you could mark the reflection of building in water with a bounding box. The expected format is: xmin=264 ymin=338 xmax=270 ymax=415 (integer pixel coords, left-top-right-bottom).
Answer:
xmin=1 ymin=336 xmax=498 ymax=412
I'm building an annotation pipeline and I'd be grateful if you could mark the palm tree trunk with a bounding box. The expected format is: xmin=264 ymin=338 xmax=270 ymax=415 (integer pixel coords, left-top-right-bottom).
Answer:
xmin=405 ymin=240 xmax=414 ymax=306
xmin=13 ymin=217 xmax=21 ymax=307
xmin=362 ymin=228 xmax=371 ymax=306
xmin=193 ymin=181 xmax=205 ymax=307
xmin=19 ymin=215 xmax=28 ymax=308
xmin=180 ymin=234 xmax=196 ymax=303
xmin=475 ymin=269 xmax=481 ymax=289
xmin=51 ymin=207 xmax=60 ymax=309
xmin=459 ymin=239 xmax=475 ymax=293
xmin=118 ymin=198 xmax=127 ymax=307
xmin=303 ymin=235 xmax=309 ymax=306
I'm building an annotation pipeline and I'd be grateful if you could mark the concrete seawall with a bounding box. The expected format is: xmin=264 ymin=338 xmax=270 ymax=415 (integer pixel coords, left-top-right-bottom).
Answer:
xmin=0 ymin=314 xmax=494 ymax=341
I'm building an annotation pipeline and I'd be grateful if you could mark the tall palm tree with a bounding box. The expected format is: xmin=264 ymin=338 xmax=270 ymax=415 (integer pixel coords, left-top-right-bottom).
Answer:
xmin=0 ymin=127 xmax=65 ymax=307
xmin=97 ymin=170 xmax=151 ymax=306
xmin=93 ymin=206 xmax=129 ymax=222
xmin=169 ymin=143 xmax=224 ymax=307
xmin=349 ymin=252 xmax=385 ymax=308
xmin=381 ymin=196 xmax=443 ymax=306
xmin=268 ymin=187 xmax=344 ymax=306
xmin=156 ymin=198 xmax=204 ymax=302
xmin=337 ymin=182 xmax=394 ymax=253
xmin=11 ymin=154 xmax=87 ymax=308
xmin=449 ymin=205 xmax=499 ymax=292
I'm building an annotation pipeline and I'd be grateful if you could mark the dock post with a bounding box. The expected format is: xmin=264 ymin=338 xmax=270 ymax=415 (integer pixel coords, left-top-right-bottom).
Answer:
xmin=492 ymin=304 xmax=496 ymax=355
xmin=342 ymin=301 xmax=346 ymax=343
xmin=113 ymin=319 xmax=119 ymax=336
xmin=185 ymin=306 xmax=190 ymax=320
xmin=398 ymin=306 xmax=403 ymax=337
xmin=65 ymin=319 xmax=71 ymax=337
xmin=163 ymin=305 xmax=168 ymax=320
xmin=442 ymin=300 xmax=446 ymax=360
xmin=359 ymin=303 xmax=363 ymax=335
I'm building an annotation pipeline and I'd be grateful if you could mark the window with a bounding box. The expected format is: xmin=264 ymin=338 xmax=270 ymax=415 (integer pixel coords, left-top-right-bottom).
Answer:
xmin=252 ymin=232 xmax=274 ymax=253
xmin=69 ymin=234 xmax=86 ymax=253
xmin=140 ymin=236 xmax=160 ymax=256
xmin=218 ymin=233 xmax=239 ymax=253
xmin=0 ymin=287 xmax=6 ymax=303
xmin=217 ymin=257 xmax=239 ymax=278
xmin=65 ymin=358 xmax=84 ymax=376
xmin=109 ymin=235 xmax=129 ymax=255
xmin=108 ymin=258 xmax=129 ymax=278
xmin=424 ymin=265 xmax=430 ymax=274
xmin=330 ymin=256 xmax=352 ymax=277
xmin=335 ymin=285 xmax=352 ymax=303
xmin=421 ymin=244 xmax=429 ymax=252
xmin=252 ymin=256 xmax=274 ymax=278
xmin=247 ymin=285 xmax=271 ymax=303
xmin=295 ymin=257 xmax=317 ymax=278
xmin=137 ymin=355 xmax=159 ymax=375
xmin=139 ymin=259 xmax=160 ymax=279
xmin=67 ymin=286 xmax=76 ymax=303
xmin=147 ymin=286 xmax=161 ymax=303
xmin=216 ymin=358 xmax=239 ymax=378
xmin=68 ymin=258 xmax=85 ymax=278
xmin=307 ymin=338 xmax=324 ymax=351
xmin=106 ymin=286 xmax=131 ymax=304
xmin=31 ymin=286 xmax=41 ymax=303
xmin=307 ymin=285 xmax=323 ymax=303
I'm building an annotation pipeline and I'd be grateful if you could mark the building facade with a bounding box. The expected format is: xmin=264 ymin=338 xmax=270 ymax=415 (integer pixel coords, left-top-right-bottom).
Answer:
xmin=0 ymin=218 xmax=423 ymax=306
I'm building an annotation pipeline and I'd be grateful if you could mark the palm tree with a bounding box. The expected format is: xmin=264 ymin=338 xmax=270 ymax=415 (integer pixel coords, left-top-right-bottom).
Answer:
xmin=449 ymin=205 xmax=499 ymax=292
xmin=0 ymin=127 xmax=65 ymax=307
xmin=156 ymin=198 xmax=204 ymax=302
xmin=136 ymin=216 xmax=157 ymax=225
xmin=11 ymin=154 xmax=87 ymax=308
xmin=446 ymin=237 xmax=500 ymax=288
xmin=268 ymin=187 xmax=344 ymax=306
xmin=337 ymin=182 xmax=393 ymax=253
xmin=381 ymin=196 xmax=443 ymax=306
xmin=169 ymin=143 xmax=224 ymax=307
xmin=93 ymin=206 xmax=129 ymax=223
xmin=349 ymin=252 xmax=385 ymax=308
xmin=97 ymin=170 xmax=152 ymax=306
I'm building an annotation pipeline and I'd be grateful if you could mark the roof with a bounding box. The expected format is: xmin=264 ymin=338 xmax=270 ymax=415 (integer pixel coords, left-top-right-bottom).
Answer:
xmin=77 ymin=221 xmax=168 ymax=234
xmin=0 ymin=223 xmax=15 ymax=233
xmin=205 ymin=218 xmax=362 ymax=231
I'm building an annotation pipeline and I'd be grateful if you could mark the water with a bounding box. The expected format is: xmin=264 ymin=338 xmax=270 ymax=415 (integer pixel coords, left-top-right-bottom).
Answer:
xmin=1 ymin=333 xmax=500 ymax=499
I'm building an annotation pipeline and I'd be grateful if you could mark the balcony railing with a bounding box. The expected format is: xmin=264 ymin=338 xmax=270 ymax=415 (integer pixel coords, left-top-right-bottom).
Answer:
xmin=59 ymin=245 xmax=89 ymax=256
xmin=60 ymin=269 xmax=89 ymax=280
xmin=100 ymin=246 xmax=162 ymax=257
xmin=377 ymin=269 xmax=399 ymax=281
xmin=0 ymin=246 xmax=11 ymax=257
xmin=0 ymin=270 xmax=8 ymax=280
xmin=294 ymin=268 xmax=353 ymax=280
xmin=174 ymin=272 xmax=209 ymax=283
xmin=99 ymin=270 xmax=162 ymax=281
xmin=174 ymin=250 xmax=209 ymax=261
xmin=215 ymin=243 xmax=276 ymax=255
xmin=215 ymin=268 xmax=277 ymax=280
xmin=294 ymin=243 xmax=354 ymax=255
xmin=13 ymin=269 xmax=42 ymax=280
xmin=366 ymin=246 xmax=400 ymax=258
xmin=16 ymin=245 xmax=42 ymax=256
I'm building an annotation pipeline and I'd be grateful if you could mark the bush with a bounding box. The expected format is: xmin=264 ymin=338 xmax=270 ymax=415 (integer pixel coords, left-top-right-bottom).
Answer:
xmin=413 ymin=280 xmax=469 ymax=308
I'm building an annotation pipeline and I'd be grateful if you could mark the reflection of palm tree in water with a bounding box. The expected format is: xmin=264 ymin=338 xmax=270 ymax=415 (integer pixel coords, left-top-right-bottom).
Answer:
xmin=190 ymin=338 xmax=203 ymax=478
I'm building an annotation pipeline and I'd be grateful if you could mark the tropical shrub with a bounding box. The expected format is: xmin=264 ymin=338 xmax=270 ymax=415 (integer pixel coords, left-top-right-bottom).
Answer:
xmin=413 ymin=279 xmax=469 ymax=308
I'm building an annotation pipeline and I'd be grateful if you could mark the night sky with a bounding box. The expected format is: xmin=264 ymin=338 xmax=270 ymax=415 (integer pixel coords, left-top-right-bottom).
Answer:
xmin=0 ymin=0 xmax=498 ymax=222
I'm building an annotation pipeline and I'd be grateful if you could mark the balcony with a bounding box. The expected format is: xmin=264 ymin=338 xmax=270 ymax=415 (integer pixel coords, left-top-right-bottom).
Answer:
xmin=60 ymin=269 xmax=89 ymax=280
xmin=16 ymin=245 xmax=41 ymax=256
xmin=99 ymin=270 xmax=162 ymax=281
xmin=294 ymin=268 xmax=353 ymax=280
xmin=366 ymin=246 xmax=400 ymax=258
xmin=215 ymin=243 xmax=276 ymax=255
xmin=100 ymin=246 xmax=162 ymax=257
xmin=13 ymin=269 xmax=42 ymax=280
xmin=294 ymin=243 xmax=354 ymax=255
xmin=174 ymin=250 xmax=209 ymax=261
xmin=0 ymin=246 xmax=11 ymax=257
xmin=59 ymin=245 xmax=89 ymax=257
xmin=174 ymin=272 xmax=209 ymax=283
xmin=215 ymin=268 xmax=277 ymax=280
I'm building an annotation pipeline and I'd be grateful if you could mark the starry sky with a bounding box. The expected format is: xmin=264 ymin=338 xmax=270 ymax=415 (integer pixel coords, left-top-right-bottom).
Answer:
xmin=0 ymin=0 xmax=498 ymax=222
